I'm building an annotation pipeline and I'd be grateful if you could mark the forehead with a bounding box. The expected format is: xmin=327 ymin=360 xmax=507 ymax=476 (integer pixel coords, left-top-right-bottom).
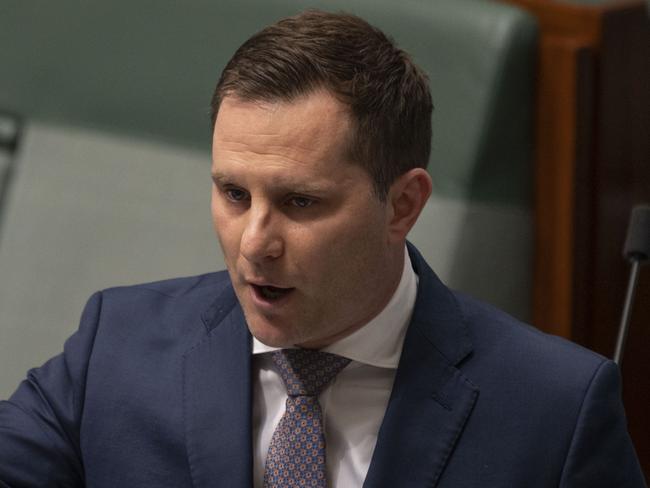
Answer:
xmin=215 ymin=91 xmax=351 ymax=130
xmin=211 ymin=91 xmax=353 ymax=168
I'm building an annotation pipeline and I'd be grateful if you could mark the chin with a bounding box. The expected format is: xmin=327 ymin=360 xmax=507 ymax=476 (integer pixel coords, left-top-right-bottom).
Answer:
xmin=247 ymin=321 xmax=298 ymax=348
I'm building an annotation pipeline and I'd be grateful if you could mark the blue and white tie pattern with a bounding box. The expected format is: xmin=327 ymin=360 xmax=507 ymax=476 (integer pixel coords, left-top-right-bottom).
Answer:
xmin=264 ymin=349 xmax=351 ymax=487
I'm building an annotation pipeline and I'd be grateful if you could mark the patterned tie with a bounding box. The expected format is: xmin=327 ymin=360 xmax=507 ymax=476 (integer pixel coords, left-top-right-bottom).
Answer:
xmin=264 ymin=348 xmax=351 ymax=488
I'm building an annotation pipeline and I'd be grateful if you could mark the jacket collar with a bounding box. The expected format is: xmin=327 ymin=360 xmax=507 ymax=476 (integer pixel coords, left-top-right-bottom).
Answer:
xmin=363 ymin=243 xmax=478 ymax=487
xmin=406 ymin=241 xmax=473 ymax=367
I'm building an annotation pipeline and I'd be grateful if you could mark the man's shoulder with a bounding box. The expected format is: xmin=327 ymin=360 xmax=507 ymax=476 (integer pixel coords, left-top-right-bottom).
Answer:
xmin=72 ymin=270 xmax=236 ymax=354
xmin=409 ymin=242 xmax=608 ymax=383
xmin=87 ymin=270 xmax=235 ymax=326
xmin=101 ymin=269 xmax=232 ymax=301
xmin=451 ymin=291 xmax=608 ymax=385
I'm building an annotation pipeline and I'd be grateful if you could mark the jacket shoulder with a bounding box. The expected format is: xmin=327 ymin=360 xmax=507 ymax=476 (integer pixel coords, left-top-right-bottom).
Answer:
xmin=453 ymin=291 xmax=607 ymax=381
xmin=101 ymin=270 xmax=232 ymax=300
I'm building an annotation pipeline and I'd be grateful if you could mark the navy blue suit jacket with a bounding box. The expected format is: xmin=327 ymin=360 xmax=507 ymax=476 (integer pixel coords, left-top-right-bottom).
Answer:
xmin=0 ymin=245 xmax=645 ymax=487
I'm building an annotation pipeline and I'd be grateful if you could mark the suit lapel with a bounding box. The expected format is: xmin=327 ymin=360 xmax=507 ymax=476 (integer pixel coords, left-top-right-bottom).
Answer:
xmin=183 ymin=285 xmax=253 ymax=488
xmin=363 ymin=244 xmax=479 ymax=488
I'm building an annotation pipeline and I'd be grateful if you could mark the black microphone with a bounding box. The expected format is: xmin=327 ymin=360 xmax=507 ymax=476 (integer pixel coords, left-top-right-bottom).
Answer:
xmin=613 ymin=205 xmax=650 ymax=365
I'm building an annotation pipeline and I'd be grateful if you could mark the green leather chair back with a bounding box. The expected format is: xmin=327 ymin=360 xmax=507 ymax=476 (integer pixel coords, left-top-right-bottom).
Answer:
xmin=0 ymin=0 xmax=536 ymax=204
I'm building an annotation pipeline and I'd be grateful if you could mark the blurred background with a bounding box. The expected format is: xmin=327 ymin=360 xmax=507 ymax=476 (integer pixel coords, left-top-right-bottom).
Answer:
xmin=0 ymin=0 xmax=648 ymax=476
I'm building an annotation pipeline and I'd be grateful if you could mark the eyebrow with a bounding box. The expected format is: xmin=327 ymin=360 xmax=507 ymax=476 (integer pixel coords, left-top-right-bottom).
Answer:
xmin=211 ymin=172 xmax=332 ymax=194
xmin=211 ymin=173 xmax=234 ymax=185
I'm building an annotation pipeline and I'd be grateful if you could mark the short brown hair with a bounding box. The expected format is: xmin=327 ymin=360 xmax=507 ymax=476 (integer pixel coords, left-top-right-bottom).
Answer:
xmin=211 ymin=10 xmax=433 ymax=200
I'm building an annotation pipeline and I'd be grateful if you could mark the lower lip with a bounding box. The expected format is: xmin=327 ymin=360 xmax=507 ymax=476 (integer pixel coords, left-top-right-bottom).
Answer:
xmin=249 ymin=284 xmax=295 ymax=310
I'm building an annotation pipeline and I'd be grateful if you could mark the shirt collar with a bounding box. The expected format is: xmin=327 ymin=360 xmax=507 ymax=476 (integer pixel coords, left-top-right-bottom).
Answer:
xmin=252 ymin=246 xmax=418 ymax=369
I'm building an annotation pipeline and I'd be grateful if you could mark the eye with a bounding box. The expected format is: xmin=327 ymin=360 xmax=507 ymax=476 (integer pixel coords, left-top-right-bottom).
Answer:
xmin=224 ymin=187 xmax=249 ymax=202
xmin=288 ymin=196 xmax=315 ymax=208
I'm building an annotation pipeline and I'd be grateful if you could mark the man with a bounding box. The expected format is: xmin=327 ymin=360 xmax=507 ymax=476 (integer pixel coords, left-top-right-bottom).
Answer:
xmin=0 ymin=9 xmax=645 ymax=488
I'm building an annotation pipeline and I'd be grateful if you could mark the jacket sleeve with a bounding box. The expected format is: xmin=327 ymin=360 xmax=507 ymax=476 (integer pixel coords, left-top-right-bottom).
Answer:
xmin=0 ymin=292 xmax=104 ymax=487
xmin=559 ymin=359 xmax=647 ymax=487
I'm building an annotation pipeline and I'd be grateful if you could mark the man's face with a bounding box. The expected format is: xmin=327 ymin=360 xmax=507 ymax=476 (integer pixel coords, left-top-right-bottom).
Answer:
xmin=211 ymin=91 xmax=401 ymax=349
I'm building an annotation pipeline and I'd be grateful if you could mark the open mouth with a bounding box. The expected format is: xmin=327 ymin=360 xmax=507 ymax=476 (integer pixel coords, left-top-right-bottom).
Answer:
xmin=251 ymin=284 xmax=294 ymax=301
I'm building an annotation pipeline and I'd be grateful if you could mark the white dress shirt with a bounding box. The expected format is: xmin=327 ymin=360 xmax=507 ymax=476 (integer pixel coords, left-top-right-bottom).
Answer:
xmin=252 ymin=247 xmax=418 ymax=487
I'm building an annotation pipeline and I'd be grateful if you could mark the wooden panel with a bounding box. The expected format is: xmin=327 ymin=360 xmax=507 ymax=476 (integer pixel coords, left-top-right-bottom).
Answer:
xmin=532 ymin=37 xmax=582 ymax=337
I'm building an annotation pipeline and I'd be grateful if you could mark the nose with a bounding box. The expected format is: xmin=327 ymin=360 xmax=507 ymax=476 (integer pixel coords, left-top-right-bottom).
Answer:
xmin=240 ymin=205 xmax=284 ymax=263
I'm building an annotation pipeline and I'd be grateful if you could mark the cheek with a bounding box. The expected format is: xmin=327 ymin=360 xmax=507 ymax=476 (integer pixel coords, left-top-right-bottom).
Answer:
xmin=307 ymin=214 xmax=387 ymax=284
xmin=211 ymin=205 xmax=239 ymax=261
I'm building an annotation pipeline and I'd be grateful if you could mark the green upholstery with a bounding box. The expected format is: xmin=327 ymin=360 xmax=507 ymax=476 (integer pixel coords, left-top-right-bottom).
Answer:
xmin=0 ymin=0 xmax=537 ymax=397
xmin=0 ymin=0 xmax=536 ymax=204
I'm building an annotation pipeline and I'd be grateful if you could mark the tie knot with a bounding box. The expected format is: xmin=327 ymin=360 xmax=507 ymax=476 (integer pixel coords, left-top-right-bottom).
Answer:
xmin=272 ymin=349 xmax=350 ymax=396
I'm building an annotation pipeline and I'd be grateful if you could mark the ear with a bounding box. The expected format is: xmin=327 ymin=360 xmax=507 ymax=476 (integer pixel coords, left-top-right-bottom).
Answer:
xmin=386 ymin=168 xmax=432 ymax=243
